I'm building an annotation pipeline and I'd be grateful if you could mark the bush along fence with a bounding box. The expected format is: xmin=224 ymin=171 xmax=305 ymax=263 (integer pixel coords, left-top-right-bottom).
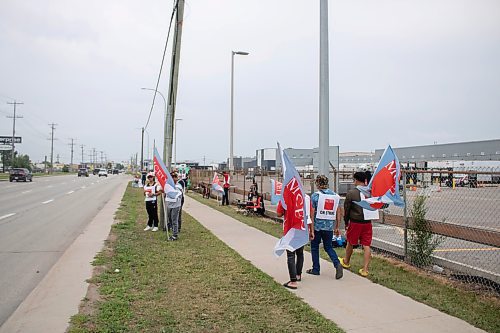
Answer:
xmin=190 ymin=167 xmax=500 ymax=291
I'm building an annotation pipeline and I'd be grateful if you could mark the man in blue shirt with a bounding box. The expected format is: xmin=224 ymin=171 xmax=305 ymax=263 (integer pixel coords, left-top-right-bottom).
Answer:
xmin=306 ymin=175 xmax=343 ymax=279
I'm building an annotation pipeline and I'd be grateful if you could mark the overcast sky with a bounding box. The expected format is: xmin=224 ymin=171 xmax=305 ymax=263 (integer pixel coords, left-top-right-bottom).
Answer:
xmin=1 ymin=0 xmax=499 ymax=165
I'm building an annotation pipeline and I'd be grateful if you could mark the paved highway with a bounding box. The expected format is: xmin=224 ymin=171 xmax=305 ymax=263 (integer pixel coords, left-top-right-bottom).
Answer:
xmin=0 ymin=173 xmax=127 ymax=327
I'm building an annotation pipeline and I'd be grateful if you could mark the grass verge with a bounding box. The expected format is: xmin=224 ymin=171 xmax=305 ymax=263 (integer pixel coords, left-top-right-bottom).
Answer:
xmin=189 ymin=192 xmax=500 ymax=333
xmin=68 ymin=185 xmax=343 ymax=333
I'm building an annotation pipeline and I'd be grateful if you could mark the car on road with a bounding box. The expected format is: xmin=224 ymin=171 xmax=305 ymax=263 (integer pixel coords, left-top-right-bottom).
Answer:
xmin=112 ymin=169 xmax=119 ymax=175
xmin=98 ymin=169 xmax=108 ymax=177
xmin=93 ymin=168 xmax=100 ymax=176
xmin=9 ymin=168 xmax=33 ymax=182
xmin=78 ymin=168 xmax=89 ymax=177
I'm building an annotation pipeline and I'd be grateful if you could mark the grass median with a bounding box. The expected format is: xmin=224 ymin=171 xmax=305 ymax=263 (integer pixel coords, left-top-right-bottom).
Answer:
xmin=189 ymin=192 xmax=500 ymax=333
xmin=68 ymin=185 xmax=343 ymax=333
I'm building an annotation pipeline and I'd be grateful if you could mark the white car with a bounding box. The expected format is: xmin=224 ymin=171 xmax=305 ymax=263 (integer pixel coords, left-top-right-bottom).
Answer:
xmin=98 ymin=169 xmax=108 ymax=177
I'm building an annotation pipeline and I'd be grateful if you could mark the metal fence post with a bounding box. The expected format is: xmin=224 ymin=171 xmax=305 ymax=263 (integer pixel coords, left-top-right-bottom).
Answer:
xmin=403 ymin=170 xmax=409 ymax=262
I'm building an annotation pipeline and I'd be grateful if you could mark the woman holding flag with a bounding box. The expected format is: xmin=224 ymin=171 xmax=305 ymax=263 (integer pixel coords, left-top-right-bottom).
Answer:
xmin=278 ymin=194 xmax=314 ymax=289
xmin=143 ymin=172 xmax=163 ymax=232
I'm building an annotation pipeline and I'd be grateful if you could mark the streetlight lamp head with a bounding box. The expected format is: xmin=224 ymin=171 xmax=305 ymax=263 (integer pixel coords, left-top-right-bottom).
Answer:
xmin=233 ymin=51 xmax=249 ymax=56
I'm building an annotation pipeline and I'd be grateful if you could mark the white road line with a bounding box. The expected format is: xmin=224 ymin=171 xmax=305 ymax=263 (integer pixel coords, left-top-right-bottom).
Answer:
xmin=67 ymin=190 xmax=74 ymax=194
xmin=42 ymin=199 xmax=54 ymax=204
xmin=91 ymin=183 xmax=95 ymax=185
xmin=47 ymin=185 xmax=53 ymax=188
xmin=22 ymin=190 xmax=32 ymax=194
xmin=81 ymin=186 xmax=86 ymax=189
xmin=61 ymin=182 xmax=67 ymax=185
xmin=0 ymin=213 xmax=16 ymax=220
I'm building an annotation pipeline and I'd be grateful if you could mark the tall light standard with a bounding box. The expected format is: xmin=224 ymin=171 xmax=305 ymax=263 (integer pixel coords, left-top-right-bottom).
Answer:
xmin=230 ymin=50 xmax=249 ymax=172
xmin=173 ymin=118 xmax=183 ymax=166
xmin=319 ymin=0 xmax=330 ymax=182
xmin=141 ymin=88 xmax=167 ymax=161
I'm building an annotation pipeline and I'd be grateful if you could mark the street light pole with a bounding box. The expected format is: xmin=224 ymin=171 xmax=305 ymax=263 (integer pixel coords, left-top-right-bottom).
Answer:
xmin=141 ymin=88 xmax=167 ymax=161
xmin=319 ymin=0 xmax=330 ymax=182
xmin=230 ymin=50 xmax=249 ymax=172
xmin=174 ymin=118 xmax=183 ymax=166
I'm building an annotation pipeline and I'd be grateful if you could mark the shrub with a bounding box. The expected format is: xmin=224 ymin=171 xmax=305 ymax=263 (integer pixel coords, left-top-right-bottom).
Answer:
xmin=408 ymin=195 xmax=443 ymax=267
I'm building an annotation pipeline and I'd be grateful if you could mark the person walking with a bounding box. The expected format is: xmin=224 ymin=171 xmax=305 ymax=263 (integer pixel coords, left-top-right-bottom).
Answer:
xmin=340 ymin=171 xmax=378 ymax=277
xmin=306 ymin=175 xmax=343 ymax=279
xmin=278 ymin=194 xmax=314 ymax=289
xmin=222 ymin=171 xmax=230 ymax=206
xmin=143 ymin=172 xmax=162 ymax=232
xmin=165 ymin=173 xmax=183 ymax=241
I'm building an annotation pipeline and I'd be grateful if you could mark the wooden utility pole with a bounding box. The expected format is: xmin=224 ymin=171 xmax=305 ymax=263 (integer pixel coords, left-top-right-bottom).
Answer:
xmin=6 ymin=101 xmax=23 ymax=164
xmin=165 ymin=0 xmax=185 ymax=169
xmin=48 ymin=123 xmax=57 ymax=173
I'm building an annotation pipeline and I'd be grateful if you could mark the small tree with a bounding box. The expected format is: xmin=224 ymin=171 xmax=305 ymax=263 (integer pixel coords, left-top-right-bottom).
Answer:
xmin=408 ymin=195 xmax=443 ymax=267
xmin=62 ymin=165 xmax=69 ymax=173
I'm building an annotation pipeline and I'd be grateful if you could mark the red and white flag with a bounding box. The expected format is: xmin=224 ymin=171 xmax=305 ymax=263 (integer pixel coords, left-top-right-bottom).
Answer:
xmin=274 ymin=143 xmax=309 ymax=257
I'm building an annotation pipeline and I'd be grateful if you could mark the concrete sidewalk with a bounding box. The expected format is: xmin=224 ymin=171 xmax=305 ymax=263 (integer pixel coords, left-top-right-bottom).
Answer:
xmin=184 ymin=195 xmax=485 ymax=333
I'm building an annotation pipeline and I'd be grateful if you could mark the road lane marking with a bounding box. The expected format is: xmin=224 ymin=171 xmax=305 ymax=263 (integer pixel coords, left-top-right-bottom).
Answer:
xmin=61 ymin=182 xmax=67 ymax=185
xmin=0 ymin=213 xmax=16 ymax=220
xmin=67 ymin=190 xmax=74 ymax=194
xmin=42 ymin=199 xmax=54 ymax=204
xmin=91 ymin=183 xmax=95 ymax=185
xmin=47 ymin=185 xmax=53 ymax=188
xmin=22 ymin=190 xmax=33 ymax=194
xmin=81 ymin=186 xmax=86 ymax=189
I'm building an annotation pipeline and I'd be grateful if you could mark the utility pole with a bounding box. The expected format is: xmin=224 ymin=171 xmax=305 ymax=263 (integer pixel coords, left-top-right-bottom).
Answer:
xmin=48 ymin=123 xmax=57 ymax=173
xmin=141 ymin=127 xmax=144 ymax=171
xmin=92 ymin=148 xmax=96 ymax=168
xmin=165 ymin=0 xmax=185 ymax=168
xmin=6 ymin=100 xmax=24 ymax=164
xmin=100 ymin=151 xmax=104 ymax=165
xmin=69 ymin=138 xmax=76 ymax=168
xmin=318 ymin=0 xmax=331 ymax=184
xmin=80 ymin=144 xmax=85 ymax=164
xmin=56 ymin=153 xmax=60 ymax=164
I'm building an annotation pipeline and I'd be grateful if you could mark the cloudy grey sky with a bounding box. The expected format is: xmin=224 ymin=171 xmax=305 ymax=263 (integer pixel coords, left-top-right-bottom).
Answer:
xmin=1 ymin=0 xmax=499 ymax=165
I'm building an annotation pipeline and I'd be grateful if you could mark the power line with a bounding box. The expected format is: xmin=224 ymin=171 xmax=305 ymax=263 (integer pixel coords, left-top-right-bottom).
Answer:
xmin=144 ymin=0 xmax=179 ymax=130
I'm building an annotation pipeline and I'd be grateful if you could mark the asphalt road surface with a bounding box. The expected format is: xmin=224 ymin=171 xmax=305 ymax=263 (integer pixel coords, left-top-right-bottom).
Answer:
xmin=0 ymin=173 xmax=127 ymax=327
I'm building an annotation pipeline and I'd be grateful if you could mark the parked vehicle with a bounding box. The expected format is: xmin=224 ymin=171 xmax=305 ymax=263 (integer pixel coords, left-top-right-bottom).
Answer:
xmin=112 ymin=169 xmax=119 ymax=175
xmin=98 ymin=169 xmax=108 ymax=177
xmin=9 ymin=168 xmax=33 ymax=182
xmin=78 ymin=168 xmax=89 ymax=177
xmin=93 ymin=168 xmax=100 ymax=175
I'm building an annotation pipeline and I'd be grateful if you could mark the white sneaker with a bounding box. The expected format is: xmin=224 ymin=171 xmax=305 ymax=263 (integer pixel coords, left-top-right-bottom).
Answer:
xmin=144 ymin=226 xmax=152 ymax=231
xmin=151 ymin=227 xmax=159 ymax=232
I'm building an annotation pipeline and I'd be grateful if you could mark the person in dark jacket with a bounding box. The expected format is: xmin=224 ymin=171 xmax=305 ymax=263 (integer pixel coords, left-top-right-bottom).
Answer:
xmin=340 ymin=171 xmax=377 ymax=277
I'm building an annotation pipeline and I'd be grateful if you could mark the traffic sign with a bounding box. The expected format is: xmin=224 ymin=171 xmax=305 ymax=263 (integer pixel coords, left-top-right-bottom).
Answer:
xmin=0 ymin=144 xmax=12 ymax=150
xmin=0 ymin=136 xmax=22 ymax=144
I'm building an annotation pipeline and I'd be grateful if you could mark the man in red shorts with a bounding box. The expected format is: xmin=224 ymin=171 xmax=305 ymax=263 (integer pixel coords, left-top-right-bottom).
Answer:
xmin=340 ymin=171 xmax=378 ymax=277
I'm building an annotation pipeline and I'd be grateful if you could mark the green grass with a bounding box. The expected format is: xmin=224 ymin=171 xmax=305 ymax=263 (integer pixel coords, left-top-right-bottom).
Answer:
xmin=189 ymin=192 xmax=500 ymax=333
xmin=68 ymin=184 xmax=343 ymax=333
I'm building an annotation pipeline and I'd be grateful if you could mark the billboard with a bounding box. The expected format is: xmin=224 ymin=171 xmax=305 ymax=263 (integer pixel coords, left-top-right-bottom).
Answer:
xmin=0 ymin=136 xmax=22 ymax=144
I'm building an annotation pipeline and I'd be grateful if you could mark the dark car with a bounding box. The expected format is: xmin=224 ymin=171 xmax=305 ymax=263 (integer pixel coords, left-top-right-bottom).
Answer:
xmin=112 ymin=169 xmax=119 ymax=175
xmin=9 ymin=168 xmax=33 ymax=182
xmin=93 ymin=168 xmax=100 ymax=175
xmin=78 ymin=168 xmax=89 ymax=177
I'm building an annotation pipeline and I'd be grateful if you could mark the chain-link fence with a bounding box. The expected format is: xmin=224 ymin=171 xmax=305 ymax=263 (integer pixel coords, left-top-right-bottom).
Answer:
xmin=376 ymin=167 xmax=500 ymax=289
xmin=190 ymin=167 xmax=500 ymax=289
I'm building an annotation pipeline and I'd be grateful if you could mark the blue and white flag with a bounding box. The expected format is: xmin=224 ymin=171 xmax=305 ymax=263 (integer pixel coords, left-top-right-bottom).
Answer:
xmin=355 ymin=145 xmax=405 ymax=211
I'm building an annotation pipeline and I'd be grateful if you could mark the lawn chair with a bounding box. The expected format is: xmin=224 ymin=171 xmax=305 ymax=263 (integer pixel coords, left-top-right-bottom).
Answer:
xmin=244 ymin=196 xmax=264 ymax=216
